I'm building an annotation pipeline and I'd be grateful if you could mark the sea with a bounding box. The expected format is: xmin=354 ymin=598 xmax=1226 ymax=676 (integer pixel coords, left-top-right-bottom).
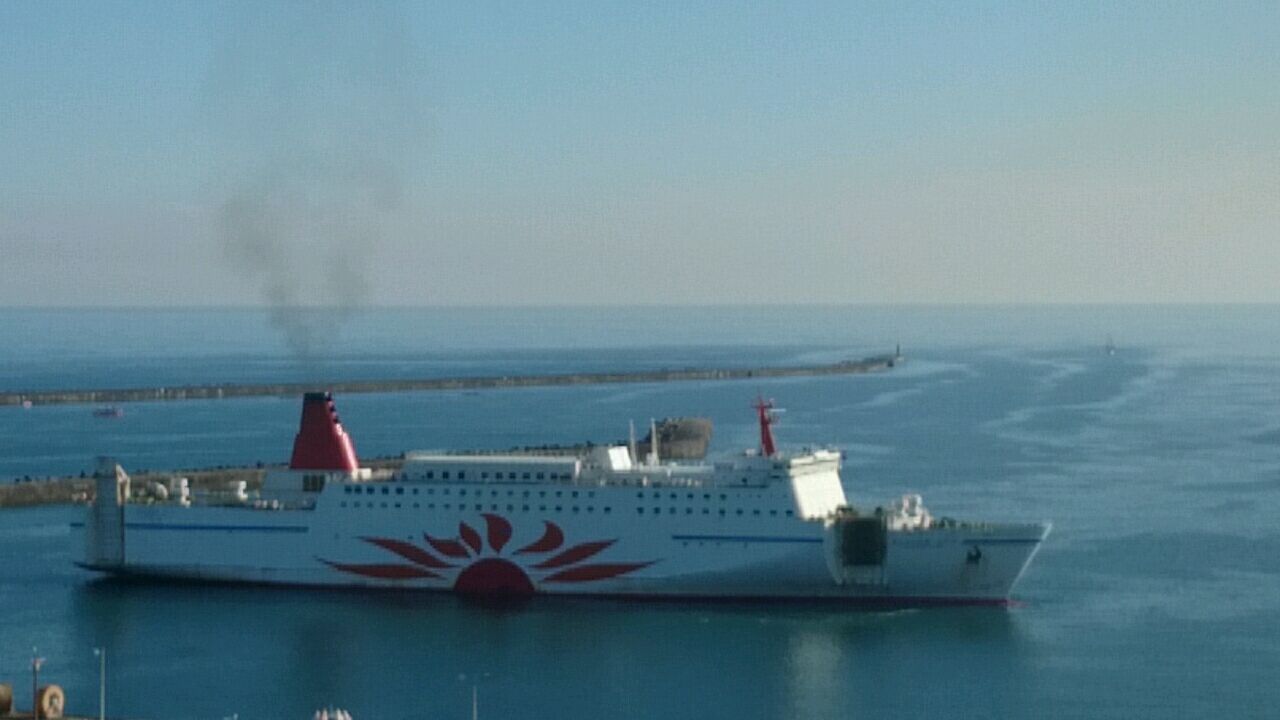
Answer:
xmin=1 ymin=305 xmax=1278 ymax=719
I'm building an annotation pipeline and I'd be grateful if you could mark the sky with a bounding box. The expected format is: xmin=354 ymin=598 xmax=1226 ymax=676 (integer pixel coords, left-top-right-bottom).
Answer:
xmin=1 ymin=1 xmax=1278 ymax=307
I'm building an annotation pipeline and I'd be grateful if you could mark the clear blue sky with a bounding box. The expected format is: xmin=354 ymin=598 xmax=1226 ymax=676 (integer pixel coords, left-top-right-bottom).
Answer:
xmin=2 ymin=1 xmax=1277 ymax=306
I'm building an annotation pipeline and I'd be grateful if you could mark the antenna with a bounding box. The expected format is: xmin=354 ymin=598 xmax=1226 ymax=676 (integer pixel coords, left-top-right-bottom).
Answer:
xmin=628 ymin=420 xmax=638 ymax=462
xmin=648 ymin=418 xmax=659 ymax=465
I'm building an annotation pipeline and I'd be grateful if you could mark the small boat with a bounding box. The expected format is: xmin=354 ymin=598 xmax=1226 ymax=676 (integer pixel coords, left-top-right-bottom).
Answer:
xmin=92 ymin=407 xmax=124 ymax=419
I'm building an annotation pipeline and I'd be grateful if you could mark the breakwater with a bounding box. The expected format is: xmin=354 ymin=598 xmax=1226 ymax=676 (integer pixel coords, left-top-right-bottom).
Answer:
xmin=1 ymin=353 xmax=901 ymax=407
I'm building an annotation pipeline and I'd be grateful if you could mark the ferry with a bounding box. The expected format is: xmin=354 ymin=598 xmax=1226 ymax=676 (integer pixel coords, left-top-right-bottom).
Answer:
xmin=73 ymin=393 xmax=1049 ymax=604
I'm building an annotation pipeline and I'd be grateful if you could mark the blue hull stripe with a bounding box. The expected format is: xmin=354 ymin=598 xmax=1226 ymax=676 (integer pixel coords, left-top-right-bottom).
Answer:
xmin=672 ymin=534 xmax=822 ymax=544
xmin=124 ymin=522 xmax=309 ymax=533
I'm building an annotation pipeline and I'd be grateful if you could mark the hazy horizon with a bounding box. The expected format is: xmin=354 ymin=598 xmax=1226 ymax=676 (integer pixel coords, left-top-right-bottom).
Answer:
xmin=4 ymin=2 xmax=1278 ymax=308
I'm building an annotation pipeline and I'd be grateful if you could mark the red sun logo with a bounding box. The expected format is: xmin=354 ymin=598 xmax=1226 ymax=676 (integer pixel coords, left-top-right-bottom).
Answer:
xmin=321 ymin=513 xmax=654 ymax=595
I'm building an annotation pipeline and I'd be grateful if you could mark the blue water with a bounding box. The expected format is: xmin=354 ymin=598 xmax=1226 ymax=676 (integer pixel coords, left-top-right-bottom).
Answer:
xmin=2 ymin=306 xmax=1279 ymax=719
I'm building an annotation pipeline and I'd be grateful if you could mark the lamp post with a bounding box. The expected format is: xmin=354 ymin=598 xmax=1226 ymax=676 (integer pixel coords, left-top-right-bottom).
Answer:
xmin=459 ymin=672 xmax=490 ymax=720
xmin=31 ymin=649 xmax=44 ymax=720
xmin=93 ymin=648 xmax=106 ymax=720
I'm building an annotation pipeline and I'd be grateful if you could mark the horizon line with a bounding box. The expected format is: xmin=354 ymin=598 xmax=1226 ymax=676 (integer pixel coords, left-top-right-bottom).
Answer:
xmin=2 ymin=301 xmax=1279 ymax=311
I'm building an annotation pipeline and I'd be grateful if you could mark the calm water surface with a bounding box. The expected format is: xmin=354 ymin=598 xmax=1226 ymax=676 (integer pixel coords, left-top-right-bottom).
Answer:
xmin=1 ymin=306 xmax=1278 ymax=719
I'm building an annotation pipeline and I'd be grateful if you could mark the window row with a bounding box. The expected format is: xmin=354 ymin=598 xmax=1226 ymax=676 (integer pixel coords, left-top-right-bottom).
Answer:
xmin=638 ymin=491 xmax=782 ymax=501
xmin=412 ymin=470 xmax=573 ymax=481
xmin=637 ymin=507 xmax=793 ymax=517
xmin=338 ymin=501 xmax=613 ymax=514
xmin=343 ymin=485 xmax=595 ymax=499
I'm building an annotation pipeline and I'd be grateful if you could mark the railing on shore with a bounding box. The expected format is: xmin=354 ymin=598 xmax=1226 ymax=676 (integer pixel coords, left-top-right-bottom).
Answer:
xmin=1 ymin=354 xmax=901 ymax=407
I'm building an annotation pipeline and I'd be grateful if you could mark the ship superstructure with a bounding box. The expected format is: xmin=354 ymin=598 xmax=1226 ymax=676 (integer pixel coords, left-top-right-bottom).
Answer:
xmin=74 ymin=393 xmax=1049 ymax=604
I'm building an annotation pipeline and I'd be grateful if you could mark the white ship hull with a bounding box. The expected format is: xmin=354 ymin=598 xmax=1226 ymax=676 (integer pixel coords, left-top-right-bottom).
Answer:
xmin=73 ymin=393 xmax=1050 ymax=605
xmin=72 ymin=492 xmax=1047 ymax=604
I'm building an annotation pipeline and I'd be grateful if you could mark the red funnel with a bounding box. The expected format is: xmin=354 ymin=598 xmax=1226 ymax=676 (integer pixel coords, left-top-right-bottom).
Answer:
xmin=289 ymin=392 xmax=360 ymax=471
